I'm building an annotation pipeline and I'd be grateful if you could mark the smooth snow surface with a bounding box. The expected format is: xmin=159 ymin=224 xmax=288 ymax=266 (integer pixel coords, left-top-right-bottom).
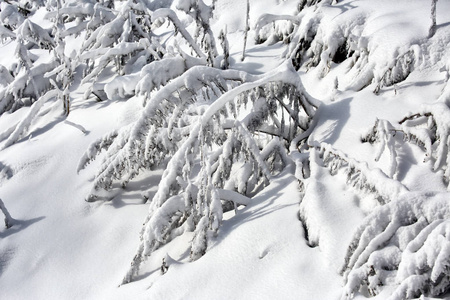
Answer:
xmin=1 ymin=0 xmax=450 ymax=299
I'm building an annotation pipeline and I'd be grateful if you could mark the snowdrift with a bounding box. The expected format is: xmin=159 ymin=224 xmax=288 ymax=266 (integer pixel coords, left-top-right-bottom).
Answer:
xmin=1 ymin=0 xmax=450 ymax=299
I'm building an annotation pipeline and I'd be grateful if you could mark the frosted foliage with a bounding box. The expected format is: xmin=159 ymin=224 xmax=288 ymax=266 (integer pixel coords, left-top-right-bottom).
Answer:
xmin=175 ymin=0 xmax=196 ymax=13
xmin=133 ymin=56 xmax=205 ymax=99
xmin=0 ymin=65 xmax=13 ymax=88
xmin=173 ymin=0 xmax=217 ymax=62
xmin=404 ymin=104 xmax=450 ymax=178
xmin=254 ymin=14 xmax=297 ymax=45
xmin=0 ymin=24 xmax=16 ymax=41
xmin=373 ymin=49 xmax=417 ymax=94
xmin=0 ymin=20 xmax=57 ymax=116
xmin=81 ymin=10 xmax=126 ymax=50
xmin=369 ymin=103 xmax=450 ymax=185
xmin=333 ymin=102 xmax=450 ymax=299
xmin=0 ymin=3 xmax=24 ymax=29
xmin=79 ymin=61 xmax=318 ymax=284
xmin=76 ymin=129 xmax=120 ymax=173
xmin=3 ymin=0 xmax=450 ymax=297
xmin=253 ymin=1 xmax=423 ymax=93
xmin=311 ymin=142 xmax=407 ymax=204
xmin=362 ymin=119 xmax=400 ymax=179
xmin=75 ymin=0 xmax=218 ymax=106
xmin=151 ymin=8 xmax=207 ymax=60
xmin=0 ymin=0 xmax=216 ymax=118
xmin=298 ymin=142 xmax=409 ymax=257
xmin=360 ymin=101 xmax=450 ymax=188
xmin=17 ymin=19 xmax=54 ymax=49
xmin=342 ymin=192 xmax=450 ymax=299
xmin=0 ymin=90 xmax=58 ymax=150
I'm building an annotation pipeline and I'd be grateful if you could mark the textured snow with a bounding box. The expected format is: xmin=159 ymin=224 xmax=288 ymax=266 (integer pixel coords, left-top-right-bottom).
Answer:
xmin=1 ymin=0 xmax=450 ymax=299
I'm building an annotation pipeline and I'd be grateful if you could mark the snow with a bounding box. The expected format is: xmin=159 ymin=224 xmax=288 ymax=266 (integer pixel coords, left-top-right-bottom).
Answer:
xmin=1 ymin=0 xmax=450 ymax=299
xmin=140 ymin=169 xmax=343 ymax=300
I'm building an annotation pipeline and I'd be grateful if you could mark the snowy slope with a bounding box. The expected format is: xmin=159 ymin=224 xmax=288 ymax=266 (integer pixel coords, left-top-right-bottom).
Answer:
xmin=1 ymin=0 xmax=450 ymax=299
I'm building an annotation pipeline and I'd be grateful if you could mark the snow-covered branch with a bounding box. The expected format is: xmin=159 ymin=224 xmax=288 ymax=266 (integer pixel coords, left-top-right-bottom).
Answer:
xmin=0 ymin=197 xmax=15 ymax=229
xmin=399 ymin=103 xmax=450 ymax=184
xmin=92 ymin=61 xmax=319 ymax=284
xmin=310 ymin=142 xmax=408 ymax=204
xmin=342 ymin=191 xmax=450 ymax=299
xmin=0 ymin=89 xmax=58 ymax=150
xmin=151 ymin=8 xmax=206 ymax=60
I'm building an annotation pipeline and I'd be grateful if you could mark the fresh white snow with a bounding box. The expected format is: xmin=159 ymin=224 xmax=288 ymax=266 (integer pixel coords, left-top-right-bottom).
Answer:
xmin=1 ymin=0 xmax=450 ymax=299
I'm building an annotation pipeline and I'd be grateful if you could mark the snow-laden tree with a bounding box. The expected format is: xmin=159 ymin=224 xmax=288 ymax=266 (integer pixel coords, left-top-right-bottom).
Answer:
xmin=255 ymin=1 xmax=422 ymax=92
xmin=77 ymin=0 xmax=162 ymax=100
xmin=69 ymin=1 xmax=317 ymax=282
xmin=0 ymin=89 xmax=59 ymax=150
xmin=0 ymin=1 xmax=26 ymax=31
xmin=360 ymin=102 xmax=450 ymax=187
xmin=2 ymin=0 xmax=450 ymax=297
xmin=327 ymin=97 xmax=450 ymax=299
xmin=399 ymin=103 xmax=450 ymax=184
xmin=72 ymin=0 xmax=450 ymax=292
xmin=0 ymin=12 xmax=57 ymax=116
xmin=173 ymin=0 xmax=218 ymax=65
xmin=218 ymin=28 xmax=230 ymax=69
xmin=77 ymin=60 xmax=319 ymax=283
xmin=298 ymin=112 xmax=450 ymax=299
xmin=251 ymin=2 xmax=450 ymax=299
xmin=331 ymin=96 xmax=450 ymax=299
xmin=75 ymin=0 xmax=220 ymax=102
xmin=341 ymin=191 xmax=450 ymax=299
xmin=44 ymin=0 xmax=116 ymax=37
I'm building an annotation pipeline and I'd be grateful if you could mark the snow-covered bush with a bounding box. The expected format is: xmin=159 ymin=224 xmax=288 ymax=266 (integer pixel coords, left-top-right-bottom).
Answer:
xmin=1 ymin=2 xmax=25 ymax=30
xmin=218 ymin=28 xmax=230 ymax=69
xmin=0 ymin=90 xmax=59 ymax=150
xmin=0 ymin=7 xmax=58 ymax=116
xmin=77 ymin=61 xmax=319 ymax=283
xmin=342 ymin=191 xmax=450 ymax=299
xmin=17 ymin=19 xmax=54 ymax=49
xmin=75 ymin=0 xmax=221 ymax=103
xmin=298 ymin=142 xmax=409 ymax=250
xmin=45 ymin=0 xmax=116 ymax=37
xmin=339 ymin=98 xmax=450 ymax=299
xmin=2 ymin=0 xmax=450 ymax=297
xmin=361 ymin=119 xmax=401 ymax=179
xmin=254 ymin=14 xmax=297 ymax=45
xmin=253 ymin=1 xmax=425 ymax=94
xmin=362 ymin=103 xmax=450 ymax=187
xmin=373 ymin=49 xmax=418 ymax=95
xmin=174 ymin=0 xmax=218 ymax=65
xmin=399 ymin=103 xmax=450 ymax=184
xmin=0 ymin=37 xmax=57 ymax=115
xmin=309 ymin=142 xmax=407 ymax=204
